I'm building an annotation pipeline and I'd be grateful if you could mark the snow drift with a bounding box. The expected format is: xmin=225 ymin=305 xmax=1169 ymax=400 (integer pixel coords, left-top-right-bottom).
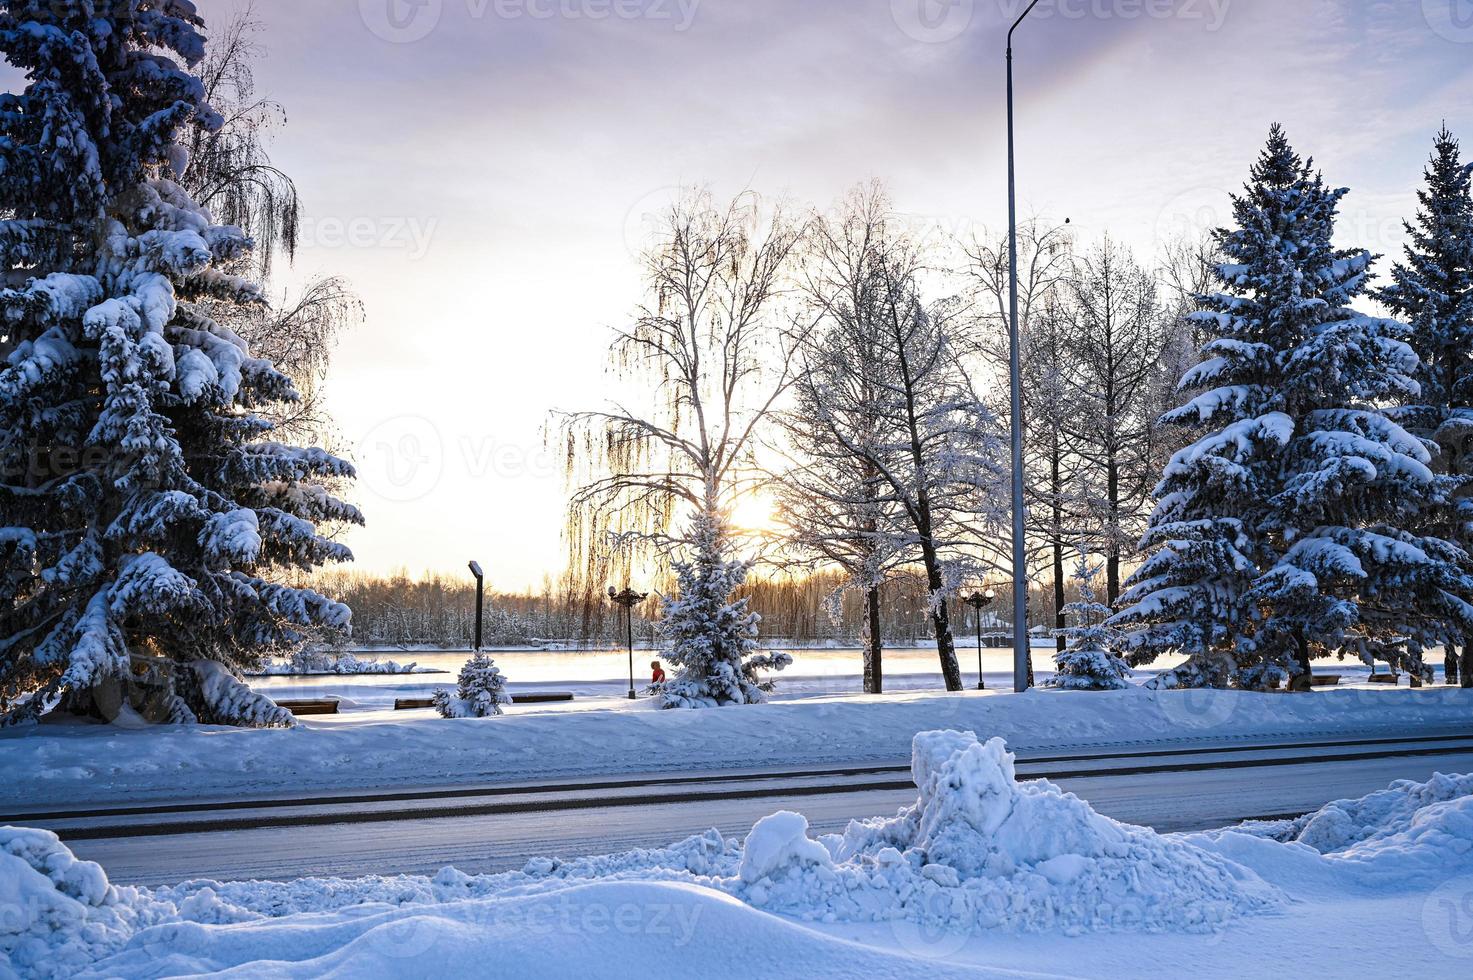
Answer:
xmin=0 ymin=828 xmax=165 ymax=979
xmin=8 ymin=737 xmax=1473 ymax=977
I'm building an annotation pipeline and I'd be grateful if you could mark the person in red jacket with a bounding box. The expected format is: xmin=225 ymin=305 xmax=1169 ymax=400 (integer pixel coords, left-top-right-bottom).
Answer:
xmin=650 ymin=660 xmax=667 ymax=686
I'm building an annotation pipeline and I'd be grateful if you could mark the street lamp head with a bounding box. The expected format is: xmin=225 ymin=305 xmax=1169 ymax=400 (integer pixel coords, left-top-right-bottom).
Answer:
xmin=608 ymin=586 xmax=649 ymax=609
xmin=467 ymin=561 xmax=483 ymax=580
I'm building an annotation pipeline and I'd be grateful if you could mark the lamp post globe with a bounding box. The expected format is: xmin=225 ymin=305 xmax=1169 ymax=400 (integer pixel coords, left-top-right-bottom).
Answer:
xmin=963 ymin=590 xmax=997 ymax=691
xmin=608 ymin=587 xmax=649 ymax=700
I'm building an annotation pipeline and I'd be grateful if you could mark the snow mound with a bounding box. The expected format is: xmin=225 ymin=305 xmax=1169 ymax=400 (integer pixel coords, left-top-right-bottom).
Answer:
xmin=0 ymin=827 xmax=166 ymax=979
xmin=740 ymin=812 xmax=834 ymax=884
xmin=1237 ymin=771 xmax=1473 ymax=882
xmin=731 ymin=731 xmax=1283 ymax=934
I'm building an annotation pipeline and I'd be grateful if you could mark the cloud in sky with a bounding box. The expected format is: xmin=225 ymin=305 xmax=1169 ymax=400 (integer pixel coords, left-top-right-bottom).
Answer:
xmin=83 ymin=1 xmax=1473 ymax=587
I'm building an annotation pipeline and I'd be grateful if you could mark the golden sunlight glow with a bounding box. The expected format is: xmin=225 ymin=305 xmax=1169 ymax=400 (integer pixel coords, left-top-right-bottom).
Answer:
xmin=729 ymin=493 xmax=779 ymax=534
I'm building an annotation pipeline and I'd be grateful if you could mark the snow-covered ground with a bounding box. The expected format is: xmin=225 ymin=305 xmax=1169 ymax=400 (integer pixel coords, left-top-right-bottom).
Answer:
xmin=4 ymin=687 xmax=1470 ymax=810
xmin=5 ymin=732 xmax=1471 ymax=978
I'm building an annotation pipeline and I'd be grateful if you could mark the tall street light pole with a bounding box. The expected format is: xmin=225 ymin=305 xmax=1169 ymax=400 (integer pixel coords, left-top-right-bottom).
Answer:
xmin=467 ymin=561 xmax=484 ymax=652
xmin=1007 ymin=0 xmax=1045 ymax=694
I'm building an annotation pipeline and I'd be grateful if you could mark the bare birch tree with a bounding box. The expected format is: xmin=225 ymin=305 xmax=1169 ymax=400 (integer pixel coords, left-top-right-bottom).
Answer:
xmin=180 ymin=9 xmax=359 ymax=446
xmin=1061 ymin=237 xmax=1168 ymax=605
xmin=773 ymin=187 xmax=1000 ymax=692
xmin=772 ymin=187 xmax=909 ymax=693
xmin=561 ymin=190 xmax=804 ymax=705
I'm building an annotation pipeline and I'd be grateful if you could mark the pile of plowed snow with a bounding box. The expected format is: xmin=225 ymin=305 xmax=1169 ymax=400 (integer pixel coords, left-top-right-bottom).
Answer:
xmin=1234 ymin=770 xmax=1473 ymax=882
xmin=514 ymin=731 xmax=1285 ymax=934
xmin=0 ymin=828 xmax=173 ymax=978
xmin=716 ymin=731 xmax=1283 ymax=933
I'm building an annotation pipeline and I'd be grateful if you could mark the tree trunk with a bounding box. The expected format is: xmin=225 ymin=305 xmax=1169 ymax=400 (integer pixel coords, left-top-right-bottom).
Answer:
xmin=1292 ymin=632 xmax=1312 ymax=688
xmin=1445 ymin=642 xmax=1460 ymax=687
xmin=864 ymin=586 xmax=883 ymax=695
xmin=920 ymin=539 xmax=962 ymax=691
xmin=1106 ymin=457 xmax=1121 ymax=606
xmin=1463 ymin=634 xmax=1473 ymax=688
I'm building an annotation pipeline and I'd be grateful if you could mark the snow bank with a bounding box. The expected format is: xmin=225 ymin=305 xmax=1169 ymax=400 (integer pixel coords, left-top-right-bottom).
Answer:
xmin=9 ymin=687 xmax=1473 ymax=809
xmin=87 ymin=882 xmax=1015 ymax=980
xmin=1234 ymin=771 xmax=1473 ymax=883
xmin=10 ymin=754 xmax=1473 ymax=976
xmin=252 ymin=650 xmax=433 ymax=676
xmin=0 ymin=827 xmax=167 ymax=979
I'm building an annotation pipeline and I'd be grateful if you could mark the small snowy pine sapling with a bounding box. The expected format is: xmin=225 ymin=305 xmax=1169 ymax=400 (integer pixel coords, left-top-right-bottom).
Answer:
xmin=1045 ymin=558 xmax=1131 ymax=690
xmin=658 ymin=510 xmax=792 ymax=709
xmin=434 ymin=653 xmax=510 ymax=718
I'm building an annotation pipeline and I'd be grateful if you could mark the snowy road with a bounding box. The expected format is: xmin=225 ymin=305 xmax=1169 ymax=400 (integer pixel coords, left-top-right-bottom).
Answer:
xmin=45 ymin=732 xmax=1473 ymax=886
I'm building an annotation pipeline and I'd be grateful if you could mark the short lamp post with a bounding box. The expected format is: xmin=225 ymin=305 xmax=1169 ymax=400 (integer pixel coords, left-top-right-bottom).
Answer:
xmin=963 ymin=589 xmax=998 ymax=691
xmin=608 ymin=586 xmax=648 ymax=700
xmin=467 ymin=561 xmax=484 ymax=652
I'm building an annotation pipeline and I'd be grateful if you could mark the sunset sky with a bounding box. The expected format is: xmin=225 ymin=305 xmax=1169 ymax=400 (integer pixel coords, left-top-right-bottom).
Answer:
xmin=236 ymin=0 xmax=1473 ymax=590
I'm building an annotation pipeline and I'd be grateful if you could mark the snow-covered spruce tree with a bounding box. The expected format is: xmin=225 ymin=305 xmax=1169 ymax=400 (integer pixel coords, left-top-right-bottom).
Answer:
xmin=658 ymin=510 xmax=791 ymax=709
xmin=1111 ymin=125 xmax=1473 ymax=689
xmin=1375 ymin=126 xmax=1473 ymax=687
xmin=0 ymin=3 xmax=361 ymax=727
xmin=434 ymin=652 xmax=509 ymax=718
xmin=1045 ymin=557 xmax=1130 ymax=690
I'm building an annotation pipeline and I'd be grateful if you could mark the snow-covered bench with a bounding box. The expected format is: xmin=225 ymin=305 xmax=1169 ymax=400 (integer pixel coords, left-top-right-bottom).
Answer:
xmin=393 ymin=693 xmax=575 ymax=710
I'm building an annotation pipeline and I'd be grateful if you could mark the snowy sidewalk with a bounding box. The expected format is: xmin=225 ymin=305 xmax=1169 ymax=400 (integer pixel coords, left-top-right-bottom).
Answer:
xmin=4 ymin=687 xmax=1471 ymax=811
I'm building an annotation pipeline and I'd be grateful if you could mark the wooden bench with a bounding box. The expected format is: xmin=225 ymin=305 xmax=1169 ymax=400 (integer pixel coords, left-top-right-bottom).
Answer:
xmin=1368 ymin=673 xmax=1399 ymax=684
xmin=392 ymin=692 xmax=576 ymax=710
xmin=1284 ymin=674 xmax=1343 ymax=692
xmin=276 ymin=698 xmax=340 ymax=716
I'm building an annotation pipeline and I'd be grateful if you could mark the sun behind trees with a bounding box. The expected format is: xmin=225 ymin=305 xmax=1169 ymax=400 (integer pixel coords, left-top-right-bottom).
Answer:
xmin=559 ymin=191 xmax=805 ymax=707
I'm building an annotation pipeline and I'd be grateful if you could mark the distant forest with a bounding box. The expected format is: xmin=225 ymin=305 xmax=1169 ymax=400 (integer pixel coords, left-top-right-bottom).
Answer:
xmin=310 ymin=569 xmax=1052 ymax=650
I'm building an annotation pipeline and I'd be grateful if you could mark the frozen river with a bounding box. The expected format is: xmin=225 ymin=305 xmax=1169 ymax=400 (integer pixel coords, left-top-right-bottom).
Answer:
xmin=245 ymin=643 xmax=1403 ymax=712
